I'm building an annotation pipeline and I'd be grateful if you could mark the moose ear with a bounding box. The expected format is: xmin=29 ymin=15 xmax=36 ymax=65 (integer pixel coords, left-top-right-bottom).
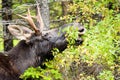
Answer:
xmin=8 ymin=25 xmax=33 ymax=40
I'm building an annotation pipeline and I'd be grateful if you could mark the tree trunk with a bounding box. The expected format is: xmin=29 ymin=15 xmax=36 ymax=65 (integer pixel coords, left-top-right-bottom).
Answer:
xmin=62 ymin=1 xmax=69 ymax=16
xmin=37 ymin=0 xmax=50 ymax=30
xmin=2 ymin=0 xmax=13 ymax=51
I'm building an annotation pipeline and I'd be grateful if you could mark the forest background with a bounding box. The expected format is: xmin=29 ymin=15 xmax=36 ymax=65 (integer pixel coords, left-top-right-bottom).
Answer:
xmin=0 ymin=0 xmax=120 ymax=80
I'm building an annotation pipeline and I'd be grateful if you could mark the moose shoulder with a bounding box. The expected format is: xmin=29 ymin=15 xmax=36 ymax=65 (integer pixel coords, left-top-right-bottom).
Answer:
xmin=0 ymin=5 xmax=85 ymax=80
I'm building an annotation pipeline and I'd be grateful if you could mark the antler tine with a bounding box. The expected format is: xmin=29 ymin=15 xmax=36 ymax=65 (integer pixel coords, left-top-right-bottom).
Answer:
xmin=17 ymin=8 xmax=41 ymax=35
xmin=36 ymin=1 xmax=44 ymax=32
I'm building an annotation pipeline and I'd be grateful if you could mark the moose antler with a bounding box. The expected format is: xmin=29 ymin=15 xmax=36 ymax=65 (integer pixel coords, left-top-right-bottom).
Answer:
xmin=17 ymin=8 xmax=41 ymax=35
xmin=15 ymin=1 xmax=44 ymax=36
xmin=8 ymin=25 xmax=33 ymax=40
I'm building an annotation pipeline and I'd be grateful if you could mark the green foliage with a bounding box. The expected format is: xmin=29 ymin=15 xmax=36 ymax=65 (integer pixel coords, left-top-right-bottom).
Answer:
xmin=63 ymin=26 xmax=79 ymax=45
xmin=13 ymin=40 xmax=20 ymax=46
xmin=82 ymin=16 xmax=117 ymax=66
xmin=0 ymin=38 xmax=3 ymax=51
xmin=20 ymin=65 xmax=62 ymax=80
xmin=49 ymin=2 xmax=63 ymax=28
xmin=0 ymin=25 xmax=3 ymax=51
xmin=20 ymin=67 xmax=42 ymax=80
xmin=97 ymin=70 xmax=114 ymax=80
xmin=62 ymin=0 xmax=120 ymax=26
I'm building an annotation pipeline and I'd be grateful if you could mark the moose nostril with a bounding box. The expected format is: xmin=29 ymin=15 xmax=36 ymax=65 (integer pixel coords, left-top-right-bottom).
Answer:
xmin=79 ymin=28 xmax=84 ymax=32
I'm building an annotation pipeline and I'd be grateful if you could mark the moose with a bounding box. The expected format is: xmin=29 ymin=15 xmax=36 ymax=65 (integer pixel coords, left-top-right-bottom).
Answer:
xmin=0 ymin=5 xmax=85 ymax=80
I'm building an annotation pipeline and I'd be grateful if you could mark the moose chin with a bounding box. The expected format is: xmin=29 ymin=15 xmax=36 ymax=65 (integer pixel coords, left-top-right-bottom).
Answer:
xmin=0 ymin=4 xmax=85 ymax=80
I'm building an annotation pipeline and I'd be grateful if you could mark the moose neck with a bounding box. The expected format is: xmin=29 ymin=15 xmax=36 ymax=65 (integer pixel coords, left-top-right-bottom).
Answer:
xmin=7 ymin=38 xmax=55 ymax=74
xmin=6 ymin=40 xmax=37 ymax=74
